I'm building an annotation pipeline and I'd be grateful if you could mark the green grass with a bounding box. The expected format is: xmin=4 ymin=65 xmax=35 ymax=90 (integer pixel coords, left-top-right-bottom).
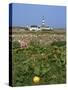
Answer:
xmin=12 ymin=40 xmax=66 ymax=86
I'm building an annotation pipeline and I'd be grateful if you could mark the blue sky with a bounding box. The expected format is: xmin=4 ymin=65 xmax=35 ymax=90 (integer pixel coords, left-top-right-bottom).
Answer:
xmin=11 ymin=3 xmax=66 ymax=28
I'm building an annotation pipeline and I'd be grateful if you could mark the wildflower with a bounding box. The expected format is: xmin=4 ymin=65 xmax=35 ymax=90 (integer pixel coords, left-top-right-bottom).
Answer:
xmin=33 ymin=76 xmax=40 ymax=83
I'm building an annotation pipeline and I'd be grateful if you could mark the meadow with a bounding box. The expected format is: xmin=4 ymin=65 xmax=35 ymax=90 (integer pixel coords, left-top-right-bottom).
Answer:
xmin=11 ymin=28 xmax=66 ymax=86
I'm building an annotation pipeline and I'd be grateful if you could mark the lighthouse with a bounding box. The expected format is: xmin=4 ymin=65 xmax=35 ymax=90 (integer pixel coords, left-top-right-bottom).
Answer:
xmin=42 ymin=16 xmax=45 ymax=26
xmin=40 ymin=16 xmax=46 ymax=30
xmin=40 ymin=16 xmax=52 ymax=30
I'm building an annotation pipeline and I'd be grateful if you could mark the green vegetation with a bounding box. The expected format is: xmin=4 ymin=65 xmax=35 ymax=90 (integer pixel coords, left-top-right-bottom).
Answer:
xmin=12 ymin=41 xmax=20 ymax=49
xmin=12 ymin=39 xmax=66 ymax=86
xmin=51 ymin=41 xmax=66 ymax=47
xmin=12 ymin=29 xmax=66 ymax=35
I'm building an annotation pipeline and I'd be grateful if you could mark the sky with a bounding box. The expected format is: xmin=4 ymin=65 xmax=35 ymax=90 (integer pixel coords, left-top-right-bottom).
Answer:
xmin=10 ymin=3 xmax=66 ymax=28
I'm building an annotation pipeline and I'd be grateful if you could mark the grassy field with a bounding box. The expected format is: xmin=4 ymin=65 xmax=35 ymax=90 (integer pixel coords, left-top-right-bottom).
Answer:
xmin=11 ymin=29 xmax=66 ymax=86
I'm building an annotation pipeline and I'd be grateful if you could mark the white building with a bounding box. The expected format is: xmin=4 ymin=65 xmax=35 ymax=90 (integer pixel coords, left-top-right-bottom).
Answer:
xmin=40 ymin=25 xmax=52 ymax=30
xmin=29 ymin=25 xmax=40 ymax=31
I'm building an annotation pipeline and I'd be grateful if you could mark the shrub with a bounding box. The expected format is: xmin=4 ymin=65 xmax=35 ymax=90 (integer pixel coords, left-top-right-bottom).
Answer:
xmin=12 ymin=41 xmax=20 ymax=49
xmin=51 ymin=41 xmax=66 ymax=47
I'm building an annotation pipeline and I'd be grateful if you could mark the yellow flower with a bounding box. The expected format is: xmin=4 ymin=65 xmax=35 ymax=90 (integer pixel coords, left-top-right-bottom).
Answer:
xmin=33 ymin=76 xmax=40 ymax=83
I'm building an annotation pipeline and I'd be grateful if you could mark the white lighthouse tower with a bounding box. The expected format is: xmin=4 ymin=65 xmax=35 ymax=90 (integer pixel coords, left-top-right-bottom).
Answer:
xmin=40 ymin=16 xmax=53 ymax=30
xmin=40 ymin=16 xmax=46 ymax=30
xmin=42 ymin=16 xmax=45 ymax=26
